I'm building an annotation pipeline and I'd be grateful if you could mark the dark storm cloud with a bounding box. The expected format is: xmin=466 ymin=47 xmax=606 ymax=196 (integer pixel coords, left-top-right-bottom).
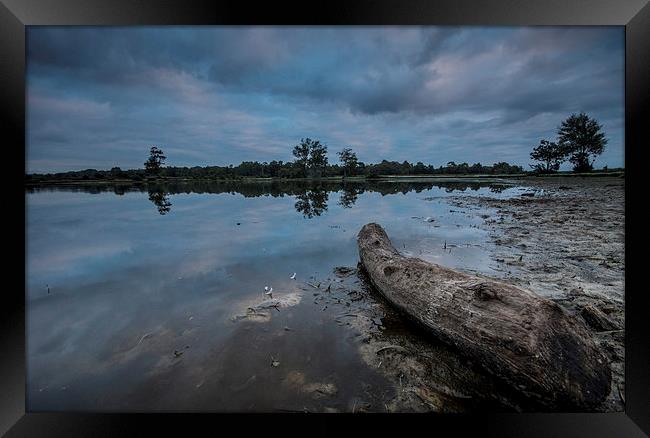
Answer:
xmin=26 ymin=26 xmax=624 ymax=172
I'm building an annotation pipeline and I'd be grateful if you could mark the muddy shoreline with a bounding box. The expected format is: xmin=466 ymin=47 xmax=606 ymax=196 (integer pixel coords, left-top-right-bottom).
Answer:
xmin=313 ymin=176 xmax=624 ymax=412
xmin=446 ymin=176 xmax=624 ymax=411
xmin=427 ymin=176 xmax=623 ymax=411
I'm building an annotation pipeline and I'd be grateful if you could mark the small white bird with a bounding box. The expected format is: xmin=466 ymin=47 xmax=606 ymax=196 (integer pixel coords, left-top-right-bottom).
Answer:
xmin=290 ymin=273 xmax=297 ymax=280
xmin=264 ymin=286 xmax=270 ymax=292
xmin=265 ymin=287 xmax=273 ymax=297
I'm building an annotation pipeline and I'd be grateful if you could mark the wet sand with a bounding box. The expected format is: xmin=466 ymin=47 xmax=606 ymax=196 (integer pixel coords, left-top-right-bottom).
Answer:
xmin=230 ymin=267 xmax=528 ymax=412
xmin=300 ymin=176 xmax=625 ymax=412
xmin=445 ymin=176 xmax=624 ymax=411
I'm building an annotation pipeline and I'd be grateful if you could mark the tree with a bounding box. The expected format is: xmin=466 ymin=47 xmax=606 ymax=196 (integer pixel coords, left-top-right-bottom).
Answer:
xmin=492 ymin=162 xmax=523 ymax=174
xmin=557 ymin=112 xmax=607 ymax=172
xmin=292 ymin=139 xmax=311 ymax=177
xmin=109 ymin=166 xmax=128 ymax=179
xmin=337 ymin=147 xmax=358 ymax=178
xmin=529 ymin=139 xmax=567 ymax=173
xmin=307 ymin=140 xmax=328 ymax=176
xmin=144 ymin=146 xmax=166 ymax=175
xmin=469 ymin=162 xmax=485 ymax=174
xmin=293 ymin=138 xmax=328 ymax=178
xmin=413 ymin=162 xmax=428 ymax=174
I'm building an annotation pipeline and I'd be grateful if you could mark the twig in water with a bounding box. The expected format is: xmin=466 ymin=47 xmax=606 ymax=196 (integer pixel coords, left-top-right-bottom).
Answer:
xmin=376 ymin=345 xmax=407 ymax=355
xmin=618 ymin=385 xmax=625 ymax=404
xmin=595 ymin=329 xmax=623 ymax=335
xmin=412 ymin=389 xmax=438 ymax=411
xmin=136 ymin=332 xmax=154 ymax=347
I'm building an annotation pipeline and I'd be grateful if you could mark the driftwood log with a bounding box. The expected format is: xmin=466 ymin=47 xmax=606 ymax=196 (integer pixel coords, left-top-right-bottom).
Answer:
xmin=581 ymin=304 xmax=620 ymax=332
xmin=357 ymin=223 xmax=611 ymax=409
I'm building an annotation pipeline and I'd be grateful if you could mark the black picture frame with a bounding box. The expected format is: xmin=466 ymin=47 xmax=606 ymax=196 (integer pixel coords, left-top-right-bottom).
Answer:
xmin=3 ymin=0 xmax=648 ymax=436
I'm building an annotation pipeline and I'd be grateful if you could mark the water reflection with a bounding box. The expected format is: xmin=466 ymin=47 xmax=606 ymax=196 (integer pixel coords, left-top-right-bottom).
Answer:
xmin=26 ymin=179 xmax=515 ymax=196
xmin=294 ymin=188 xmax=329 ymax=218
xmin=148 ymin=190 xmax=172 ymax=215
xmin=338 ymin=186 xmax=362 ymax=208
xmin=26 ymin=176 xmax=523 ymax=412
xmin=27 ymin=178 xmax=515 ymax=219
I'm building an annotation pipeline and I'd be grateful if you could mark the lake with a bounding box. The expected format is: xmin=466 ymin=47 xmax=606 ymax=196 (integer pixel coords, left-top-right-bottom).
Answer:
xmin=26 ymin=178 xmax=538 ymax=412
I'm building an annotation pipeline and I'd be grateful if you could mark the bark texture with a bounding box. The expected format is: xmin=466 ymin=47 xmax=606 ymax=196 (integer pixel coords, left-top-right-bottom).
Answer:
xmin=357 ymin=223 xmax=611 ymax=409
xmin=580 ymin=305 xmax=620 ymax=332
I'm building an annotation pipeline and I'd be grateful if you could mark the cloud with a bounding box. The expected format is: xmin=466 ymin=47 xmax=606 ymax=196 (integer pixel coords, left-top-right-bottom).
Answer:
xmin=26 ymin=26 xmax=625 ymax=172
xmin=29 ymin=94 xmax=112 ymax=118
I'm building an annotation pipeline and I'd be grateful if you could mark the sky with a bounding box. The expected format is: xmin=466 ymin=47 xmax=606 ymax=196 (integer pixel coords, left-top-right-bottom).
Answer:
xmin=26 ymin=26 xmax=625 ymax=173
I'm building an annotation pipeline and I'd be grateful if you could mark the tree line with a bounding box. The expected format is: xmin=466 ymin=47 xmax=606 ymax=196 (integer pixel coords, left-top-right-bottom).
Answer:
xmin=27 ymin=143 xmax=523 ymax=183
xmin=25 ymin=112 xmax=613 ymax=183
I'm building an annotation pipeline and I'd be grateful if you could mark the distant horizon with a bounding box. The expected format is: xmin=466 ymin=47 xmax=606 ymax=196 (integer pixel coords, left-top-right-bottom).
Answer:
xmin=26 ymin=154 xmax=624 ymax=176
xmin=27 ymin=26 xmax=625 ymax=174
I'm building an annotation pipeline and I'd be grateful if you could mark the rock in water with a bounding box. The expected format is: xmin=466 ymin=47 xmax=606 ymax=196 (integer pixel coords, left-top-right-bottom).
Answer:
xmin=357 ymin=223 xmax=611 ymax=410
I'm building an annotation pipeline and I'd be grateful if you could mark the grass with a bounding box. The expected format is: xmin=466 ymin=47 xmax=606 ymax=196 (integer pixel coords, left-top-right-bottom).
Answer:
xmin=26 ymin=169 xmax=624 ymax=186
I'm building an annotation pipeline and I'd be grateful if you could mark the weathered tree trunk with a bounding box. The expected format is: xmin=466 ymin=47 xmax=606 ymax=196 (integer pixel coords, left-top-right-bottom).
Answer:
xmin=357 ymin=223 xmax=611 ymax=410
xmin=581 ymin=304 xmax=620 ymax=332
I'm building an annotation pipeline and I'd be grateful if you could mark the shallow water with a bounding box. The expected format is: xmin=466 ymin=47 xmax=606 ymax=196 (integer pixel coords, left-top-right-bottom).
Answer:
xmin=26 ymin=179 xmax=528 ymax=411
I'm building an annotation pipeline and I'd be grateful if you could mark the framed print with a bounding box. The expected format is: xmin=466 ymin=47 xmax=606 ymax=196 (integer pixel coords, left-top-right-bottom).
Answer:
xmin=2 ymin=0 xmax=649 ymax=436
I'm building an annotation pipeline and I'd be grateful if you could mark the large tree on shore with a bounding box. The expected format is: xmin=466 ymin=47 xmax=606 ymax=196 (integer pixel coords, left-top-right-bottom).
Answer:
xmin=307 ymin=140 xmax=328 ymax=176
xmin=292 ymin=139 xmax=311 ymax=177
xmin=529 ymin=139 xmax=567 ymax=173
xmin=293 ymin=138 xmax=328 ymax=177
xmin=557 ymin=113 xmax=607 ymax=172
xmin=337 ymin=147 xmax=358 ymax=178
xmin=144 ymin=146 xmax=166 ymax=175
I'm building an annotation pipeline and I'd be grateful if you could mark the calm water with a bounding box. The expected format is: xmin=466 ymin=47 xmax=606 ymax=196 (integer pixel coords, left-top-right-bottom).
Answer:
xmin=26 ymin=179 xmax=528 ymax=411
